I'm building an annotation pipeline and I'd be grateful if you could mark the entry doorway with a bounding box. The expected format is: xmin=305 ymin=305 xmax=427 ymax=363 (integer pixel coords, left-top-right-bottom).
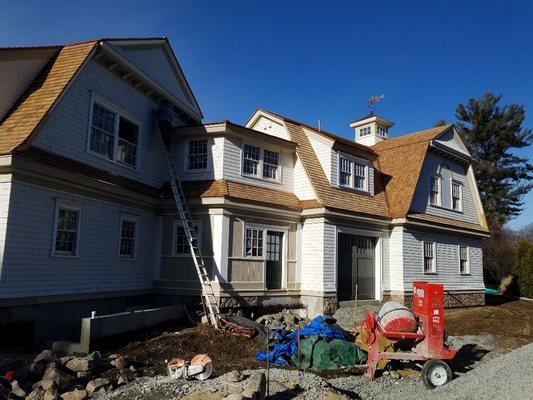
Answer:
xmin=266 ymin=230 xmax=283 ymax=289
xmin=337 ymin=234 xmax=375 ymax=301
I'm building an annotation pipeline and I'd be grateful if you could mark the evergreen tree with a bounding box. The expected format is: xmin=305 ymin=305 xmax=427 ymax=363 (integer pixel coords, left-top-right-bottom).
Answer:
xmin=456 ymin=93 xmax=532 ymax=228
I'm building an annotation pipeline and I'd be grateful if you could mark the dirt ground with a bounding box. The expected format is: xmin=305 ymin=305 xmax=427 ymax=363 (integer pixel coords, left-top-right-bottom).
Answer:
xmin=97 ymin=298 xmax=533 ymax=379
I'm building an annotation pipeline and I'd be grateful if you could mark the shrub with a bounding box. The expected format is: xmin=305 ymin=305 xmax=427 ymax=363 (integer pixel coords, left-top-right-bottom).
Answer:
xmin=512 ymin=240 xmax=533 ymax=298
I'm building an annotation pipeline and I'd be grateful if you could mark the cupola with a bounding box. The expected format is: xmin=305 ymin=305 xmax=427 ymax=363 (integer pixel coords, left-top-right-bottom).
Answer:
xmin=350 ymin=111 xmax=394 ymax=146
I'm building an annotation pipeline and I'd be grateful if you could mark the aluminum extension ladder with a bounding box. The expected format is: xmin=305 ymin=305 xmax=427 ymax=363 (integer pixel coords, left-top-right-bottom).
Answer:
xmin=155 ymin=122 xmax=220 ymax=327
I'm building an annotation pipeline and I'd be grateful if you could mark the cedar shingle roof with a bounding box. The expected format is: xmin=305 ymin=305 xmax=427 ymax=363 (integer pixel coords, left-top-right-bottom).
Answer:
xmin=0 ymin=41 xmax=96 ymax=155
xmin=407 ymin=212 xmax=489 ymax=233
xmin=372 ymin=125 xmax=452 ymax=218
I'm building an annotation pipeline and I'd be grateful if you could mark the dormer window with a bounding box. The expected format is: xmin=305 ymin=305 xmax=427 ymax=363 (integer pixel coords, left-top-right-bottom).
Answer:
xmin=338 ymin=153 xmax=368 ymax=192
xmin=429 ymin=176 xmax=440 ymax=205
xmin=242 ymin=143 xmax=281 ymax=182
xmin=188 ymin=139 xmax=208 ymax=170
xmin=359 ymin=126 xmax=371 ymax=137
xmin=452 ymin=180 xmax=462 ymax=211
xmin=243 ymin=144 xmax=261 ymax=175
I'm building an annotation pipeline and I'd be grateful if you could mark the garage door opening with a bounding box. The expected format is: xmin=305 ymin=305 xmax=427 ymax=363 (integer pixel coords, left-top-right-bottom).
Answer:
xmin=337 ymin=234 xmax=375 ymax=301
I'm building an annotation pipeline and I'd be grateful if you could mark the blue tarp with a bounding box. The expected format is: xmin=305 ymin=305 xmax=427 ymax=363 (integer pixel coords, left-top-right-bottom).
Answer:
xmin=256 ymin=315 xmax=348 ymax=365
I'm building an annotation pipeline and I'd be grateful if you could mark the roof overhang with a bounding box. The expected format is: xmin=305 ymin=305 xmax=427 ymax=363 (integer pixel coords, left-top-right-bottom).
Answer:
xmin=349 ymin=115 xmax=394 ymax=128
xmin=429 ymin=140 xmax=472 ymax=164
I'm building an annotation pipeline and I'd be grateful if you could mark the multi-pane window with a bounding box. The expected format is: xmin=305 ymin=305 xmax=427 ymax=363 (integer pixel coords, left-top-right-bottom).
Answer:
xmin=242 ymin=144 xmax=260 ymax=176
xmin=423 ymin=242 xmax=436 ymax=273
xmin=54 ymin=208 xmax=79 ymax=255
xmin=359 ymin=126 xmax=371 ymax=136
xmin=459 ymin=245 xmax=469 ymax=274
xmin=119 ymin=219 xmax=136 ymax=258
xmin=175 ymin=223 xmax=200 ymax=255
xmin=429 ymin=176 xmax=440 ymax=205
xmin=188 ymin=139 xmax=208 ymax=170
xmin=245 ymin=228 xmax=263 ymax=257
xmin=89 ymin=101 xmax=139 ymax=167
xmin=263 ymin=149 xmax=279 ymax=180
xmin=377 ymin=126 xmax=387 ymax=136
xmin=452 ymin=181 xmax=462 ymax=211
xmin=354 ymin=162 xmax=366 ymax=190
xmin=339 ymin=156 xmax=352 ymax=187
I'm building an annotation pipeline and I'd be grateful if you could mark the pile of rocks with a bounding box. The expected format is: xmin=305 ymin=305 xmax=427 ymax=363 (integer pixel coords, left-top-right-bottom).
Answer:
xmin=181 ymin=370 xmax=266 ymax=400
xmin=0 ymin=349 xmax=151 ymax=400
xmin=255 ymin=311 xmax=310 ymax=332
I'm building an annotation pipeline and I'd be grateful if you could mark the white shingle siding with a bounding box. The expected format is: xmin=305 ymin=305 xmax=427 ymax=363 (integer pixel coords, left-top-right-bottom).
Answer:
xmin=293 ymin=157 xmax=316 ymax=200
xmin=306 ymin=130 xmax=333 ymax=184
xmin=222 ymin=137 xmax=294 ymax=192
xmin=402 ymin=229 xmax=484 ymax=291
xmin=300 ymin=218 xmax=325 ymax=292
xmin=0 ymin=175 xmax=12 ymax=281
xmin=252 ymin=117 xmax=291 ymax=141
xmin=381 ymin=231 xmax=391 ymax=291
xmin=0 ymin=180 xmax=157 ymax=299
xmin=388 ymin=226 xmax=404 ymax=291
xmin=32 ymin=60 xmax=170 ymax=188
xmin=110 ymin=44 xmax=191 ymax=108
xmin=411 ymin=153 xmax=479 ymax=223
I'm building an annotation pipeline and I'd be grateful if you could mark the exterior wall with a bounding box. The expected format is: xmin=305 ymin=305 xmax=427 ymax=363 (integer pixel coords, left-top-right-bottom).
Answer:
xmin=171 ymin=136 xmax=223 ymax=181
xmin=293 ymin=157 xmax=316 ymax=200
xmin=300 ymin=218 xmax=326 ymax=292
xmin=110 ymin=44 xmax=191 ymax=107
xmin=0 ymin=178 xmax=157 ymax=299
xmin=252 ymin=116 xmax=291 ymax=141
xmin=388 ymin=226 xmax=405 ymax=292
xmin=434 ymin=129 xmax=470 ymax=156
xmin=222 ymin=136 xmax=294 ymax=192
xmin=32 ymin=59 xmax=170 ymax=187
xmin=0 ymin=175 xmax=12 ymax=282
xmin=306 ymin=130 xmax=333 ymax=184
xmin=402 ymin=228 xmax=484 ymax=292
xmin=411 ymin=153 xmax=479 ymax=224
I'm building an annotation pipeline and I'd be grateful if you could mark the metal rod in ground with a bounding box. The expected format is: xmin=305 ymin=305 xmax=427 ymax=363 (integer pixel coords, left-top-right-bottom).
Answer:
xmin=266 ymin=325 xmax=270 ymax=398
xmin=354 ymin=283 xmax=359 ymax=328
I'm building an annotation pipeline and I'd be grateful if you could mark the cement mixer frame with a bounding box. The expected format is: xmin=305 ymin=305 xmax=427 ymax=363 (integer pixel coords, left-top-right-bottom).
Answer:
xmin=361 ymin=281 xmax=458 ymax=388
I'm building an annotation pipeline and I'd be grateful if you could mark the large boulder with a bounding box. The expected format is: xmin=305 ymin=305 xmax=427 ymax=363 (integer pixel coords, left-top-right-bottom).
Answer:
xmin=65 ymin=352 xmax=101 ymax=373
xmin=85 ymin=378 xmax=110 ymax=395
xmin=41 ymin=365 xmax=74 ymax=391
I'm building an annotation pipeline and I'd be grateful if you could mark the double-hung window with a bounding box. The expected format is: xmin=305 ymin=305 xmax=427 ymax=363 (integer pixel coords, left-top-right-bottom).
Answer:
xmin=118 ymin=216 xmax=137 ymax=258
xmin=242 ymin=144 xmax=280 ymax=181
xmin=245 ymin=227 xmax=263 ymax=257
xmin=338 ymin=153 xmax=368 ymax=191
xmin=452 ymin=181 xmax=462 ymax=211
xmin=174 ymin=222 xmax=201 ymax=255
xmin=423 ymin=242 xmax=436 ymax=273
xmin=53 ymin=207 xmax=80 ymax=256
xmin=242 ymin=144 xmax=261 ymax=176
xmin=459 ymin=245 xmax=469 ymax=274
xmin=339 ymin=156 xmax=352 ymax=187
xmin=89 ymin=100 xmax=139 ymax=168
xmin=188 ymin=139 xmax=208 ymax=170
xmin=429 ymin=176 xmax=440 ymax=205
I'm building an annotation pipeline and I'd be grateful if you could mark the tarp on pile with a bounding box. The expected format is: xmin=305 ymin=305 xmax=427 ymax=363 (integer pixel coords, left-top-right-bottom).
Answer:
xmin=256 ymin=316 xmax=349 ymax=365
xmin=290 ymin=336 xmax=367 ymax=371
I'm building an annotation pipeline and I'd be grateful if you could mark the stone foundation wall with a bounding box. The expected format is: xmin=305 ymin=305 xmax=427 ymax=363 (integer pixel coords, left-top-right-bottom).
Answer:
xmin=382 ymin=291 xmax=485 ymax=308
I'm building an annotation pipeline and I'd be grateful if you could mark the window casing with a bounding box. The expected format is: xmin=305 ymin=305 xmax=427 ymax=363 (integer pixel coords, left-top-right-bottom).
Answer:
xmin=174 ymin=222 xmax=201 ymax=256
xmin=429 ymin=176 xmax=440 ymax=205
xmin=359 ymin=126 xmax=371 ymax=136
xmin=338 ymin=153 xmax=369 ymax=192
xmin=241 ymin=143 xmax=281 ymax=182
xmin=245 ymin=227 xmax=264 ymax=257
xmin=423 ymin=242 xmax=436 ymax=273
xmin=459 ymin=245 xmax=469 ymax=274
xmin=118 ymin=217 xmax=137 ymax=258
xmin=53 ymin=207 xmax=80 ymax=256
xmin=377 ymin=126 xmax=387 ymax=136
xmin=452 ymin=181 xmax=462 ymax=211
xmin=88 ymin=98 xmax=139 ymax=168
xmin=188 ymin=139 xmax=208 ymax=170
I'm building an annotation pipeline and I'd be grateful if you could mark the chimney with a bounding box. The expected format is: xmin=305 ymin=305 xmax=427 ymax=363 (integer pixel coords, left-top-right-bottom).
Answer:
xmin=349 ymin=112 xmax=394 ymax=146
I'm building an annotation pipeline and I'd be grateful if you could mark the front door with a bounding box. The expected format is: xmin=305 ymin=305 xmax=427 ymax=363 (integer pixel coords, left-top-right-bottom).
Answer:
xmin=266 ymin=231 xmax=283 ymax=289
xmin=337 ymin=234 xmax=375 ymax=301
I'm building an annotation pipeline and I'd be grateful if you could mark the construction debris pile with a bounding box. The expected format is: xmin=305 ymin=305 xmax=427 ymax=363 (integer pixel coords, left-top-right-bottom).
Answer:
xmin=255 ymin=311 xmax=310 ymax=332
xmin=0 ymin=350 xmax=153 ymax=400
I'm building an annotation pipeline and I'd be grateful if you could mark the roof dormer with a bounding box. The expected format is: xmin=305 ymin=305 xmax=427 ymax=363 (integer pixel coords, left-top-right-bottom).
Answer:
xmin=349 ymin=112 xmax=394 ymax=146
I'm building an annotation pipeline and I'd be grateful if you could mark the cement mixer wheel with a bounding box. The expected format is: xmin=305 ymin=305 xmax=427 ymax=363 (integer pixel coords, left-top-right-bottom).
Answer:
xmin=421 ymin=359 xmax=452 ymax=389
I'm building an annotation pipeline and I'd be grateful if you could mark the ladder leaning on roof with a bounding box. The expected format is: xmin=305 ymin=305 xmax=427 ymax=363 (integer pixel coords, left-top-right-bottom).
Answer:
xmin=154 ymin=121 xmax=220 ymax=327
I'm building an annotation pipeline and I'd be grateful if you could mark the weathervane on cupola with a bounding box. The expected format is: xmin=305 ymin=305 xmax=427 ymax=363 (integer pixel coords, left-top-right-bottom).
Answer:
xmin=349 ymin=94 xmax=394 ymax=146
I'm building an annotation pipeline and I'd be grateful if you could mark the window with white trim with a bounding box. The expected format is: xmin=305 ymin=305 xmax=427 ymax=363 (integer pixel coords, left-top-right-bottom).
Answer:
xmin=174 ymin=222 xmax=201 ymax=255
xmin=423 ymin=242 xmax=436 ymax=273
xmin=338 ymin=153 xmax=369 ymax=192
xmin=377 ymin=126 xmax=387 ymax=136
xmin=53 ymin=207 xmax=80 ymax=256
xmin=459 ymin=245 xmax=469 ymax=274
xmin=359 ymin=126 xmax=371 ymax=136
xmin=242 ymin=144 xmax=260 ymax=176
xmin=452 ymin=181 xmax=462 ymax=211
xmin=89 ymin=100 xmax=139 ymax=168
xmin=429 ymin=176 xmax=440 ymax=205
xmin=245 ymin=227 xmax=263 ymax=257
xmin=188 ymin=139 xmax=208 ymax=170
xmin=118 ymin=217 xmax=137 ymax=258
xmin=263 ymin=149 xmax=279 ymax=180
xmin=339 ymin=156 xmax=352 ymax=187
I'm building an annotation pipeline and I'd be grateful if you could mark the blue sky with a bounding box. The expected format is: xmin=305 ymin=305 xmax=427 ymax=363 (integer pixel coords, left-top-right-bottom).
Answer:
xmin=1 ymin=1 xmax=531 ymax=229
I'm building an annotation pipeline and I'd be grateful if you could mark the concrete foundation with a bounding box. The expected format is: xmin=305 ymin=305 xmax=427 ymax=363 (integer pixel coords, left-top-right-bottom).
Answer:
xmin=300 ymin=293 xmax=337 ymax=318
xmin=382 ymin=291 xmax=485 ymax=308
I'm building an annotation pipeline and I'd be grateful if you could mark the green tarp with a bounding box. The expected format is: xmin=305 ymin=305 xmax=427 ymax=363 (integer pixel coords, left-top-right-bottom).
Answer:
xmin=290 ymin=336 xmax=367 ymax=371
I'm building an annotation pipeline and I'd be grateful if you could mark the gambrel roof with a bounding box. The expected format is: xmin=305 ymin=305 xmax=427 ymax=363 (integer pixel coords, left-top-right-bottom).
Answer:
xmin=0 ymin=38 xmax=202 ymax=155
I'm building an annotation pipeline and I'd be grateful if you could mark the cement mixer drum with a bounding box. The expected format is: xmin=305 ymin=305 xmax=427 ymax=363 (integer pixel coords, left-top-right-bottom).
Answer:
xmin=377 ymin=301 xmax=418 ymax=333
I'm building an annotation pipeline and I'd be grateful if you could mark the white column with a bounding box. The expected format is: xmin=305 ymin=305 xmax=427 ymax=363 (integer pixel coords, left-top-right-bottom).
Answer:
xmin=210 ymin=211 xmax=229 ymax=284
